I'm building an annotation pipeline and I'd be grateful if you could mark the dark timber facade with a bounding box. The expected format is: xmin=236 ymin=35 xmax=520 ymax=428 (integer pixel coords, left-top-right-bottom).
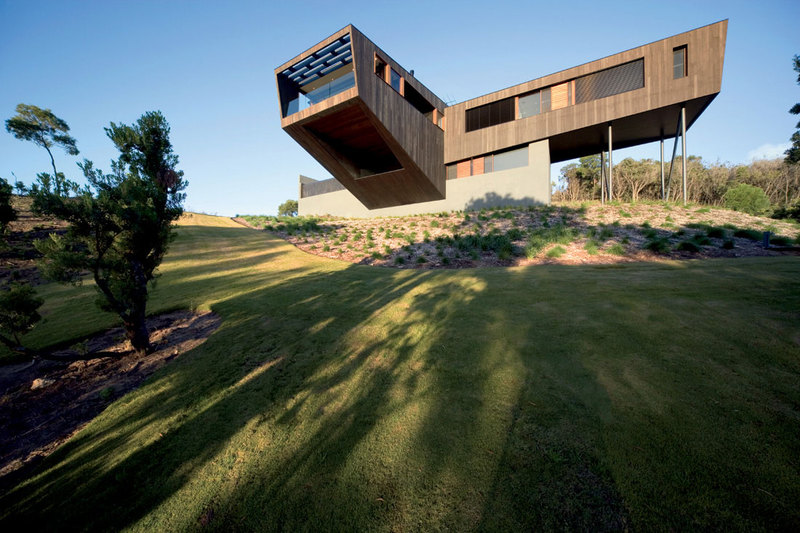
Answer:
xmin=275 ymin=21 xmax=727 ymax=217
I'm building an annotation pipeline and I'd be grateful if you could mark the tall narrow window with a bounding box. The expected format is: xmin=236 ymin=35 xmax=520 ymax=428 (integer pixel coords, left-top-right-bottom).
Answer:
xmin=673 ymin=45 xmax=687 ymax=79
xmin=390 ymin=68 xmax=402 ymax=93
xmin=375 ymin=55 xmax=387 ymax=80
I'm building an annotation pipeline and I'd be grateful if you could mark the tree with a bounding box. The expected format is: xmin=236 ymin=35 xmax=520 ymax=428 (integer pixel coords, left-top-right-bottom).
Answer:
xmin=786 ymin=55 xmax=800 ymax=164
xmin=33 ymin=111 xmax=186 ymax=354
xmin=5 ymin=104 xmax=79 ymax=196
xmin=0 ymin=283 xmax=43 ymax=354
xmin=723 ymin=183 xmax=771 ymax=215
xmin=278 ymin=199 xmax=298 ymax=217
xmin=0 ymin=177 xmax=16 ymax=237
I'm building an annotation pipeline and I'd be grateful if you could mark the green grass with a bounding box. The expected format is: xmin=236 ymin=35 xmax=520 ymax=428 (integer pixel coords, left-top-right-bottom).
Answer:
xmin=2 ymin=215 xmax=800 ymax=531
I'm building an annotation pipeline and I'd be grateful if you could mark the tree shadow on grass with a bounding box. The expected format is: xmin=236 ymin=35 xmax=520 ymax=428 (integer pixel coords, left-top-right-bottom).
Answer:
xmin=2 ymin=225 xmax=799 ymax=530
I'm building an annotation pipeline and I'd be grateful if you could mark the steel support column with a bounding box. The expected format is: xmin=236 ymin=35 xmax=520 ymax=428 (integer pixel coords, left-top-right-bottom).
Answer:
xmin=600 ymin=151 xmax=606 ymax=204
xmin=681 ymin=105 xmax=687 ymax=205
xmin=608 ymin=123 xmax=613 ymax=201
xmin=660 ymin=136 xmax=665 ymax=201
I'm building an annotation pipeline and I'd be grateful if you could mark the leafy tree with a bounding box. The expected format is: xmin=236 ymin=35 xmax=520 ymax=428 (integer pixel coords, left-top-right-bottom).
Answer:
xmin=0 ymin=177 xmax=16 ymax=237
xmin=786 ymin=55 xmax=800 ymax=165
xmin=33 ymin=111 xmax=186 ymax=354
xmin=5 ymin=104 xmax=79 ymax=196
xmin=278 ymin=199 xmax=298 ymax=217
xmin=0 ymin=283 xmax=43 ymax=354
xmin=723 ymin=183 xmax=771 ymax=215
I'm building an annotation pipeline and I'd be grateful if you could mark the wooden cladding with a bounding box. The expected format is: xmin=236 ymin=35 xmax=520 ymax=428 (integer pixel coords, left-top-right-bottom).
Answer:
xmin=550 ymin=82 xmax=570 ymax=110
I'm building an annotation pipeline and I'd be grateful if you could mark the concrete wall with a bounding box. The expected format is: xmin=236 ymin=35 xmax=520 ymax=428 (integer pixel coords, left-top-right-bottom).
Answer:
xmin=299 ymin=140 xmax=550 ymax=217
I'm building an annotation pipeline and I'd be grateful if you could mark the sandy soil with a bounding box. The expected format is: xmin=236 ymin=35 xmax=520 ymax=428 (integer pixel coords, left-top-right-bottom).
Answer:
xmin=240 ymin=203 xmax=799 ymax=269
xmin=0 ymin=310 xmax=221 ymax=491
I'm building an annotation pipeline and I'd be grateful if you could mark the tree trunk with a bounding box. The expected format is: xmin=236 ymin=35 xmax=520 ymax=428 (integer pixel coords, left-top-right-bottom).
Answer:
xmin=125 ymin=262 xmax=151 ymax=354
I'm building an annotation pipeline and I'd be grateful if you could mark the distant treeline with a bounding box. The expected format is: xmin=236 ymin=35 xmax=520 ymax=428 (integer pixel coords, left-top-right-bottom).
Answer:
xmin=554 ymin=155 xmax=800 ymax=210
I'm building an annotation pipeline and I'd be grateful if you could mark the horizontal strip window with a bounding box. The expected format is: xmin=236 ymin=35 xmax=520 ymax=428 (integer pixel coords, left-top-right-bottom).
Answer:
xmin=446 ymin=145 xmax=529 ymax=179
xmin=469 ymin=58 xmax=645 ymax=131
xmin=575 ymin=58 xmax=644 ymax=104
xmin=465 ymin=97 xmax=515 ymax=132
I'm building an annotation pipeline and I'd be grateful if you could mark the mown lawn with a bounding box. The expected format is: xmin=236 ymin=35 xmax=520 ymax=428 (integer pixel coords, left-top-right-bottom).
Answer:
xmin=1 ymin=214 xmax=799 ymax=531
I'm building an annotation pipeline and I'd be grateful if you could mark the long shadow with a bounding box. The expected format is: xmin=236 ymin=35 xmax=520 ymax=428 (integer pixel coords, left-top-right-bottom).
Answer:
xmin=2 ymin=222 xmax=798 ymax=530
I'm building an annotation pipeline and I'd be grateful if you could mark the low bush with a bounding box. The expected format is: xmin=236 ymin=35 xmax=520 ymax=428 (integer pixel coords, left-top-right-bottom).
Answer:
xmin=723 ymin=184 xmax=771 ymax=215
xmin=644 ymin=237 xmax=670 ymax=253
xmin=546 ymin=245 xmax=566 ymax=258
xmin=733 ymin=228 xmax=761 ymax=241
xmin=524 ymin=225 xmax=577 ymax=258
xmin=677 ymin=240 xmax=700 ymax=252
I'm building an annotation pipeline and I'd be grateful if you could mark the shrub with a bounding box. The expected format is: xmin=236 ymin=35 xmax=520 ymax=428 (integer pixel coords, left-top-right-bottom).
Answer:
xmin=608 ymin=243 xmax=626 ymax=256
xmin=722 ymin=239 xmax=735 ymax=249
xmin=546 ymin=245 xmax=566 ymax=258
xmin=706 ymin=226 xmax=726 ymax=239
xmin=584 ymin=240 xmax=599 ymax=255
xmin=524 ymin=224 xmax=577 ymax=258
xmin=723 ymin=184 xmax=771 ymax=215
xmin=770 ymin=235 xmax=793 ymax=246
xmin=0 ymin=283 xmax=43 ymax=352
xmin=691 ymin=234 xmax=711 ymax=246
xmin=677 ymin=240 xmax=700 ymax=252
xmin=733 ymin=228 xmax=761 ymax=241
xmin=644 ymin=237 xmax=670 ymax=253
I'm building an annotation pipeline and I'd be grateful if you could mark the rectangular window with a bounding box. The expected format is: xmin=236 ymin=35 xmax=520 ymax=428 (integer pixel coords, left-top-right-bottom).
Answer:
xmin=375 ymin=55 xmax=387 ymax=79
xmin=673 ymin=45 xmax=687 ymax=79
xmin=540 ymin=87 xmax=551 ymax=113
xmin=446 ymin=164 xmax=457 ymax=180
xmin=390 ymin=68 xmax=402 ymax=92
xmin=465 ymin=97 xmax=515 ymax=132
xmin=484 ymin=154 xmax=493 ymax=173
xmin=493 ymin=146 xmax=528 ymax=172
xmin=518 ymin=91 xmax=540 ymax=118
xmin=575 ymin=58 xmax=644 ymax=104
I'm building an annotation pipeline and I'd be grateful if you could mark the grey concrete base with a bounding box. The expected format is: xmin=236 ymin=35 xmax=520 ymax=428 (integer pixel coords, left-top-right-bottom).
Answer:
xmin=299 ymin=140 xmax=551 ymax=217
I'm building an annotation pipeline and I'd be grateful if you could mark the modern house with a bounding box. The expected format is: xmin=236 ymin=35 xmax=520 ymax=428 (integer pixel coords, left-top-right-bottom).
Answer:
xmin=275 ymin=21 xmax=727 ymax=217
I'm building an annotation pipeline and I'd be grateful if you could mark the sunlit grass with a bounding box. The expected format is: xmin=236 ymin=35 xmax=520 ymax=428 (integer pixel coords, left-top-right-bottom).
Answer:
xmin=1 ymin=215 xmax=799 ymax=530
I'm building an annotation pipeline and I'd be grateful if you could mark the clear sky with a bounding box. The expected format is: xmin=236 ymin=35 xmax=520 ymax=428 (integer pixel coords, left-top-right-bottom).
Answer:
xmin=1 ymin=0 xmax=797 ymax=216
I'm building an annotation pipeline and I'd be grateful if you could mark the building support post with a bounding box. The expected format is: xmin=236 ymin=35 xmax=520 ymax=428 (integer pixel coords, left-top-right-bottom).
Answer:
xmin=666 ymin=107 xmax=684 ymax=202
xmin=681 ymin=105 xmax=687 ymax=205
xmin=608 ymin=123 xmax=613 ymax=202
xmin=600 ymin=151 xmax=606 ymax=204
xmin=660 ymin=136 xmax=665 ymax=201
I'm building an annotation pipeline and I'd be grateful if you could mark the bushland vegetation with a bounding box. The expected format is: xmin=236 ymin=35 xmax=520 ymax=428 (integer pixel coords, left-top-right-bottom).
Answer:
xmin=554 ymin=155 xmax=800 ymax=217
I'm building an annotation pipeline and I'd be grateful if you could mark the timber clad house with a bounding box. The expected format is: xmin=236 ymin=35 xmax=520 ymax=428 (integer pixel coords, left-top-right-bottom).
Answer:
xmin=275 ymin=21 xmax=727 ymax=217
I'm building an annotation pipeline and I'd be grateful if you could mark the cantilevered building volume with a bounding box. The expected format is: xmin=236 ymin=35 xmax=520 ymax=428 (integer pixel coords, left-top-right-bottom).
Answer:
xmin=275 ymin=21 xmax=727 ymax=217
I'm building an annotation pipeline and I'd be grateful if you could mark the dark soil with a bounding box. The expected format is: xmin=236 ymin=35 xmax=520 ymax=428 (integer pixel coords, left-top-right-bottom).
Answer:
xmin=0 ymin=310 xmax=221 ymax=493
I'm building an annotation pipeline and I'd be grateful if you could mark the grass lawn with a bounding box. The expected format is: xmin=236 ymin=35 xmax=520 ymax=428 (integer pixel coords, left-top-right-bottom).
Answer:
xmin=1 ymin=214 xmax=799 ymax=530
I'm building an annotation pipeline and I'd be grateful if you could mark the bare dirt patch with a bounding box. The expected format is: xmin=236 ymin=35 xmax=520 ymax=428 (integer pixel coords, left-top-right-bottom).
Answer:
xmin=242 ymin=203 xmax=799 ymax=269
xmin=0 ymin=310 xmax=221 ymax=490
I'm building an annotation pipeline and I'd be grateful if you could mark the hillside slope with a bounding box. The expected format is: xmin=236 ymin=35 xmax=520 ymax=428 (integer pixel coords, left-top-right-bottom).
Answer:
xmin=1 ymin=215 xmax=798 ymax=531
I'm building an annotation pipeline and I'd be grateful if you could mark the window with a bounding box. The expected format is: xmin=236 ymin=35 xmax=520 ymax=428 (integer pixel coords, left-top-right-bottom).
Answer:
xmin=390 ymin=68 xmax=402 ymax=93
xmin=518 ymin=91 xmax=541 ymax=118
xmin=575 ymin=58 xmax=644 ymax=103
xmin=278 ymin=33 xmax=355 ymax=117
xmin=465 ymin=97 xmax=515 ymax=132
xmin=375 ymin=55 xmax=387 ymax=78
xmin=445 ymin=146 xmax=528 ymax=179
xmin=673 ymin=46 xmax=687 ymax=79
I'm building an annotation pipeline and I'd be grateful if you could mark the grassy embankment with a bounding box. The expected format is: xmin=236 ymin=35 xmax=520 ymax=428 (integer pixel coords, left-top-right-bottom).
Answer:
xmin=1 ymin=213 xmax=799 ymax=530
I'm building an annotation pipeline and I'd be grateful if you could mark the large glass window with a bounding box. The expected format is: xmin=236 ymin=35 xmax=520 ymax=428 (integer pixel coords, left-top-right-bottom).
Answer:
xmin=518 ymin=91 xmax=540 ymax=118
xmin=279 ymin=34 xmax=354 ymax=117
xmin=465 ymin=97 xmax=515 ymax=132
xmin=493 ymin=146 xmax=528 ymax=172
xmin=673 ymin=46 xmax=687 ymax=79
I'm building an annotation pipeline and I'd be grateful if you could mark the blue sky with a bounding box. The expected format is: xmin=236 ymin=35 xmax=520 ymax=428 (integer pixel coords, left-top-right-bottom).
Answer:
xmin=1 ymin=0 xmax=797 ymax=216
